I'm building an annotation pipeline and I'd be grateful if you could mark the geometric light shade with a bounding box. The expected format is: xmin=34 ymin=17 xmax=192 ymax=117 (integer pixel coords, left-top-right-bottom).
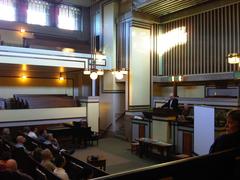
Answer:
xmin=83 ymin=70 xmax=91 ymax=75
xmin=97 ymin=70 xmax=104 ymax=76
xmin=90 ymin=72 xmax=98 ymax=80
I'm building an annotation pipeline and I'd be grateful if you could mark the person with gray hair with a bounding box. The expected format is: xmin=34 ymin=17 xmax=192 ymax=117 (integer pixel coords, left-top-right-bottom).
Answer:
xmin=1 ymin=128 xmax=12 ymax=142
xmin=209 ymin=109 xmax=240 ymax=153
xmin=15 ymin=136 xmax=26 ymax=150
xmin=15 ymin=135 xmax=30 ymax=154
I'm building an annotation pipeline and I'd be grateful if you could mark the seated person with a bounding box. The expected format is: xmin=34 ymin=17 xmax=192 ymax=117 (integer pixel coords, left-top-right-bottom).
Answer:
xmin=209 ymin=109 xmax=240 ymax=153
xmin=161 ymin=95 xmax=179 ymax=110
xmin=15 ymin=136 xmax=28 ymax=152
xmin=0 ymin=151 xmax=11 ymax=171
xmin=1 ymin=128 xmax=12 ymax=142
xmin=43 ymin=134 xmax=60 ymax=150
xmin=38 ymin=129 xmax=48 ymax=143
xmin=178 ymin=104 xmax=191 ymax=121
xmin=27 ymin=127 xmax=38 ymax=139
xmin=5 ymin=159 xmax=33 ymax=180
xmin=53 ymin=155 xmax=69 ymax=180
xmin=41 ymin=148 xmax=56 ymax=172
xmin=32 ymin=147 xmax=43 ymax=163
xmin=23 ymin=127 xmax=30 ymax=136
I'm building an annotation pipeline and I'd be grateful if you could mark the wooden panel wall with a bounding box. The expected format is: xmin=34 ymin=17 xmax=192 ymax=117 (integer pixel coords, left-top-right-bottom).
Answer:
xmin=155 ymin=2 xmax=240 ymax=76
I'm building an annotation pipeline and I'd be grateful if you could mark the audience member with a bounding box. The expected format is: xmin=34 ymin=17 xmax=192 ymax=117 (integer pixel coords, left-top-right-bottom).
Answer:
xmin=27 ymin=127 xmax=38 ymax=139
xmin=23 ymin=127 xmax=30 ymax=136
xmin=0 ymin=170 xmax=27 ymax=179
xmin=178 ymin=104 xmax=191 ymax=121
xmin=15 ymin=135 xmax=30 ymax=154
xmin=32 ymin=147 xmax=43 ymax=163
xmin=2 ymin=128 xmax=12 ymax=142
xmin=209 ymin=109 xmax=240 ymax=153
xmin=5 ymin=159 xmax=18 ymax=171
xmin=15 ymin=136 xmax=26 ymax=149
xmin=0 ymin=151 xmax=11 ymax=171
xmin=38 ymin=129 xmax=48 ymax=143
xmin=44 ymin=134 xmax=60 ymax=150
xmin=5 ymin=159 xmax=33 ymax=180
xmin=41 ymin=148 xmax=56 ymax=172
xmin=161 ymin=95 xmax=179 ymax=110
xmin=53 ymin=155 xmax=69 ymax=180
xmin=43 ymin=133 xmax=74 ymax=155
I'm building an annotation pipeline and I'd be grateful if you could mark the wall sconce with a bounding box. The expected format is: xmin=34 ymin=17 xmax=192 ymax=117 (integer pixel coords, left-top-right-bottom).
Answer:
xmin=21 ymin=74 xmax=27 ymax=79
xmin=178 ymin=75 xmax=182 ymax=81
xmin=169 ymin=75 xmax=183 ymax=82
xmin=228 ymin=53 xmax=240 ymax=64
xmin=20 ymin=28 xmax=26 ymax=33
xmin=59 ymin=72 xmax=64 ymax=80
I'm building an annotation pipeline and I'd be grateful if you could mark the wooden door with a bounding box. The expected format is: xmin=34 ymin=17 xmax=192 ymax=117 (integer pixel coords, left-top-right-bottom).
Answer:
xmin=139 ymin=124 xmax=145 ymax=138
xmin=183 ymin=132 xmax=192 ymax=155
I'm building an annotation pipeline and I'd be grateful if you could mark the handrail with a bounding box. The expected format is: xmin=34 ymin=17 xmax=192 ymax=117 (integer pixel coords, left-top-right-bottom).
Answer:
xmin=92 ymin=147 xmax=240 ymax=179
xmin=115 ymin=111 xmax=126 ymax=122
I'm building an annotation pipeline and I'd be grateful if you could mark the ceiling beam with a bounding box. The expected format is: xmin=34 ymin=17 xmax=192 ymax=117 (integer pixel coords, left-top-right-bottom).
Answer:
xmin=133 ymin=0 xmax=160 ymax=9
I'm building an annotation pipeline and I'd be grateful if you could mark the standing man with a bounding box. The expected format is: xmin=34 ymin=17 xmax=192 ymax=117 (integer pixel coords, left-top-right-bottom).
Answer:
xmin=161 ymin=95 xmax=179 ymax=110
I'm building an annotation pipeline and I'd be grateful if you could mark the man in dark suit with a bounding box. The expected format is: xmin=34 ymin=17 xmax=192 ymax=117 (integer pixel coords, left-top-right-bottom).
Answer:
xmin=161 ymin=95 xmax=179 ymax=110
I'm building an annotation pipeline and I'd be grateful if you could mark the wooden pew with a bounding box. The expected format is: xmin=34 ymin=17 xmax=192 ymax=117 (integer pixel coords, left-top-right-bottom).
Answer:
xmin=13 ymin=94 xmax=76 ymax=109
xmin=25 ymin=135 xmax=108 ymax=178
xmin=14 ymin=95 xmax=77 ymax=109
xmin=62 ymin=152 xmax=108 ymax=178
xmin=2 ymin=139 xmax=61 ymax=180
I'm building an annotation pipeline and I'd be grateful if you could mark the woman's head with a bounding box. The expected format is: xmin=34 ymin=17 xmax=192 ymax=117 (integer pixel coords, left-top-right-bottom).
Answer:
xmin=226 ymin=109 xmax=240 ymax=134
xmin=41 ymin=148 xmax=53 ymax=160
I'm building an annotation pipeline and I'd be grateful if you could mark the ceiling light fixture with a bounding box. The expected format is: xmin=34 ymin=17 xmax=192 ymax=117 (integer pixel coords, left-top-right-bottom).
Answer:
xmin=83 ymin=70 xmax=91 ymax=75
xmin=112 ymin=68 xmax=128 ymax=80
xmin=97 ymin=69 xmax=104 ymax=76
xmin=83 ymin=52 xmax=105 ymax=80
xmin=115 ymin=71 xmax=124 ymax=80
xmin=90 ymin=72 xmax=98 ymax=80
xmin=62 ymin=48 xmax=75 ymax=53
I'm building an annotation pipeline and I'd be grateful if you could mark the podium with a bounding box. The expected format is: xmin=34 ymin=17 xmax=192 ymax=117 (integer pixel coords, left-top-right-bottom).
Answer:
xmin=143 ymin=108 xmax=178 ymax=118
xmin=144 ymin=109 xmax=177 ymax=149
